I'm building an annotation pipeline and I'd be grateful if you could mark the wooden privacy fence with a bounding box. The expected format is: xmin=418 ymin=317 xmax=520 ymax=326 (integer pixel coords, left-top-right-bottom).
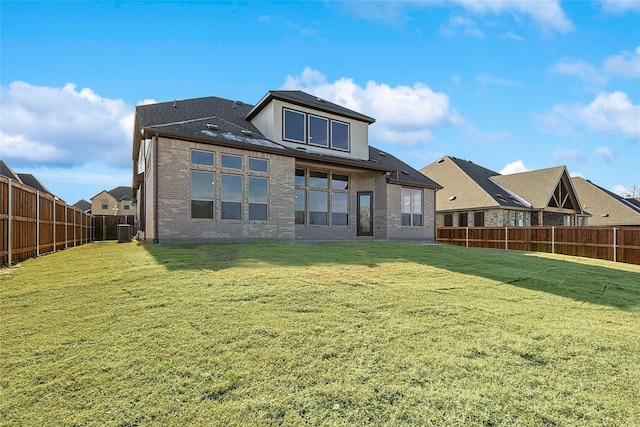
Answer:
xmin=93 ymin=215 xmax=136 ymax=241
xmin=1 ymin=177 xmax=92 ymax=266
xmin=437 ymin=226 xmax=640 ymax=265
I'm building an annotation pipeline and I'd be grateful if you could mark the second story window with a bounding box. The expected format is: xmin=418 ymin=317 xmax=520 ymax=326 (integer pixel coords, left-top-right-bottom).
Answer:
xmin=101 ymin=199 xmax=108 ymax=209
xmin=331 ymin=120 xmax=349 ymax=150
xmin=283 ymin=108 xmax=350 ymax=152
xmin=284 ymin=109 xmax=305 ymax=143
xmin=309 ymin=115 xmax=328 ymax=147
xmin=124 ymin=200 xmax=130 ymax=210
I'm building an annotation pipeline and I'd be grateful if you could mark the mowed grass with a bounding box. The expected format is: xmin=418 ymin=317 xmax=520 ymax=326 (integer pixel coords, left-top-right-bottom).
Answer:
xmin=1 ymin=242 xmax=639 ymax=426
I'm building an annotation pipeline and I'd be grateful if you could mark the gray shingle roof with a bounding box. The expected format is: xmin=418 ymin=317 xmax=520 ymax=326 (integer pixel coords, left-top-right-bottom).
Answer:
xmin=17 ymin=173 xmax=53 ymax=196
xmin=572 ymin=177 xmax=640 ymax=226
xmin=0 ymin=160 xmax=21 ymax=181
xmin=370 ymin=147 xmax=441 ymax=189
xmin=108 ymin=186 xmax=133 ymax=201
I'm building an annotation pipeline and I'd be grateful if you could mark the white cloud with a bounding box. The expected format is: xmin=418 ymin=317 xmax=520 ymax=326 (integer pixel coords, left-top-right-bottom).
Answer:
xmin=0 ymin=81 xmax=134 ymax=168
xmin=500 ymin=31 xmax=524 ymax=41
xmin=500 ymin=160 xmax=530 ymax=174
xmin=282 ymin=67 xmax=461 ymax=145
xmin=475 ymin=73 xmax=518 ymax=86
xmin=603 ymin=46 xmax=640 ymax=78
xmin=554 ymin=147 xmax=588 ymax=163
xmin=540 ymin=91 xmax=640 ymax=140
xmin=613 ymin=184 xmax=630 ymax=197
xmin=599 ymin=0 xmax=640 ymax=14
xmin=551 ymin=59 xmax=607 ymax=85
xmin=450 ymin=0 xmax=574 ymax=34
xmin=595 ymin=146 xmax=615 ymax=163
xmin=569 ymin=171 xmax=584 ymax=178
xmin=440 ymin=15 xmax=485 ymax=38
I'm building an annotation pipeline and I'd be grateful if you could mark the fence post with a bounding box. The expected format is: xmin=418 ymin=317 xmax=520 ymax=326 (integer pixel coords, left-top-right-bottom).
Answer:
xmin=53 ymin=199 xmax=56 ymax=253
xmin=36 ymin=191 xmax=40 ymax=257
xmin=7 ymin=179 xmax=12 ymax=266
xmin=64 ymin=207 xmax=68 ymax=250
xmin=552 ymin=226 xmax=555 ymax=254
xmin=505 ymin=227 xmax=508 ymax=250
xmin=613 ymin=227 xmax=617 ymax=263
xmin=466 ymin=226 xmax=469 ymax=248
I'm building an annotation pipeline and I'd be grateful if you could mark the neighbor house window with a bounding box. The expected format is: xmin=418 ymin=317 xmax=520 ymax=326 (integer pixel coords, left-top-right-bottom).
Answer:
xmin=458 ymin=212 xmax=468 ymax=227
xmin=102 ymin=199 xmax=108 ymax=209
xmin=474 ymin=212 xmax=485 ymax=227
xmin=191 ymin=171 xmax=214 ymax=219
xmin=444 ymin=214 xmax=453 ymax=227
xmin=124 ymin=200 xmax=130 ymax=210
xmin=191 ymin=150 xmax=215 ymax=166
xmin=221 ymin=174 xmax=242 ymax=220
xmin=401 ymin=188 xmax=423 ymax=226
xmin=284 ymin=109 xmax=305 ymax=142
xmin=308 ymin=115 xmax=329 ymax=147
xmin=331 ymin=121 xmax=349 ymax=150
xmin=221 ymin=154 xmax=242 ymax=170
xmin=248 ymin=177 xmax=268 ymax=221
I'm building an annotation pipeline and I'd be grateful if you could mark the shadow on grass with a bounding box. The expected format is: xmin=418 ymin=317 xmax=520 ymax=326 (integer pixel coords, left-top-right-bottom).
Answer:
xmin=140 ymin=241 xmax=640 ymax=311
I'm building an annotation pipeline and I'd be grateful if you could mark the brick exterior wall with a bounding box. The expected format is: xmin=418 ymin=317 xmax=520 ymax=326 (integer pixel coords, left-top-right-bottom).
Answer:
xmin=142 ymin=137 xmax=437 ymax=242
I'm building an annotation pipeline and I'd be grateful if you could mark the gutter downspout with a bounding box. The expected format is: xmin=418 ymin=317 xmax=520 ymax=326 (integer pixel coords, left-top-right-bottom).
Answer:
xmin=154 ymin=135 xmax=159 ymax=243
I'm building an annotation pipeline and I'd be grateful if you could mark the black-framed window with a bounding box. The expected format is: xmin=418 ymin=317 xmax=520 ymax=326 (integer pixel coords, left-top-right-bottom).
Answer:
xmin=191 ymin=171 xmax=214 ymax=219
xmin=331 ymin=120 xmax=349 ymax=151
xmin=444 ymin=214 xmax=453 ymax=227
xmin=401 ymin=188 xmax=423 ymax=226
xmin=309 ymin=115 xmax=329 ymax=147
xmin=458 ymin=212 xmax=468 ymax=227
xmin=474 ymin=212 xmax=485 ymax=227
xmin=284 ymin=109 xmax=305 ymax=142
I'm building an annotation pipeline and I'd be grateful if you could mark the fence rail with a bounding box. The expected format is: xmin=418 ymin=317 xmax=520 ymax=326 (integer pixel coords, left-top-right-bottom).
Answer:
xmin=1 ymin=177 xmax=92 ymax=266
xmin=437 ymin=226 xmax=640 ymax=265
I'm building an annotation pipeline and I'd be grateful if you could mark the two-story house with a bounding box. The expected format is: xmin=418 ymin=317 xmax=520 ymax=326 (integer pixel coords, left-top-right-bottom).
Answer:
xmin=131 ymin=90 xmax=441 ymax=242
xmin=91 ymin=186 xmax=134 ymax=216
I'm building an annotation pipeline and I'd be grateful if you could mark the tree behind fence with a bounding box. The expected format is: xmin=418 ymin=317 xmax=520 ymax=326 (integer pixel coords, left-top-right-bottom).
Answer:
xmin=437 ymin=226 xmax=640 ymax=265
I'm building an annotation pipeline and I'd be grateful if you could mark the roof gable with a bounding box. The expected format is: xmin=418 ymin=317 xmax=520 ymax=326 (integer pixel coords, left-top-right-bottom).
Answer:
xmin=0 ymin=160 xmax=21 ymax=182
xmin=572 ymin=177 xmax=640 ymax=225
xmin=17 ymin=173 xmax=53 ymax=196
xmin=245 ymin=90 xmax=375 ymax=124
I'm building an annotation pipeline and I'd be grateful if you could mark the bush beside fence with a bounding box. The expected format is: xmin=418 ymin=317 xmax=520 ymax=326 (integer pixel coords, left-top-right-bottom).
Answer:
xmin=437 ymin=226 xmax=640 ymax=265
xmin=1 ymin=177 xmax=92 ymax=266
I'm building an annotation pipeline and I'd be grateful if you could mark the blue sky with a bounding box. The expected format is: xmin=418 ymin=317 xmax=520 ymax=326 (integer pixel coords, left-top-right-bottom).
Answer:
xmin=1 ymin=0 xmax=639 ymax=204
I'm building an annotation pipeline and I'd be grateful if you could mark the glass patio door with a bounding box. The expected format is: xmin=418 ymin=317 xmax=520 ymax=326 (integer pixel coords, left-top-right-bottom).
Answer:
xmin=357 ymin=192 xmax=373 ymax=236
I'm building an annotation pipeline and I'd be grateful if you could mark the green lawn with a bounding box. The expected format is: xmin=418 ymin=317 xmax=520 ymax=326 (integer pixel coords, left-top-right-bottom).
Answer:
xmin=1 ymin=241 xmax=639 ymax=426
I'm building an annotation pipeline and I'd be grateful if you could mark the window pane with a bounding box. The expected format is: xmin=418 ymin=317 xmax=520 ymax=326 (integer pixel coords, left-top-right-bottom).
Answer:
xmin=221 ymin=202 xmax=242 ymax=220
xmin=221 ymin=174 xmax=242 ymax=202
xmin=191 ymin=150 xmax=214 ymax=166
xmin=401 ymin=213 xmax=411 ymax=226
xmin=295 ymin=169 xmax=306 ymax=187
xmin=401 ymin=189 xmax=411 ymax=214
xmin=295 ymin=189 xmax=306 ymax=212
xmin=102 ymin=199 xmax=108 ymax=209
xmin=331 ymin=121 xmax=349 ymax=150
xmin=249 ymin=158 xmax=268 ymax=172
xmin=284 ymin=109 xmax=305 ymax=142
xmin=191 ymin=200 xmax=213 ymax=219
xmin=221 ymin=154 xmax=242 ymax=169
xmin=124 ymin=201 xmax=130 ymax=209
xmin=310 ymin=212 xmax=328 ymax=225
xmin=309 ymin=115 xmax=328 ymax=147
xmin=444 ymin=214 xmax=453 ymax=227
xmin=413 ymin=214 xmax=423 ymax=227
xmin=332 ymin=193 xmax=348 ymax=213
xmin=309 ymin=191 xmax=328 ymax=225
xmin=295 ymin=211 xmax=306 ymax=225
xmin=411 ymin=190 xmax=422 ymax=214
xmin=248 ymin=177 xmax=268 ymax=203
xmin=249 ymin=204 xmax=267 ymax=221
xmin=309 ymin=171 xmax=328 ymax=188
xmin=191 ymin=171 xmax=214 ymax=200
xmin=474 ymin=212 xmax=485 ymax=227
xmin=332 ymin=174 xmax=349 ymax=190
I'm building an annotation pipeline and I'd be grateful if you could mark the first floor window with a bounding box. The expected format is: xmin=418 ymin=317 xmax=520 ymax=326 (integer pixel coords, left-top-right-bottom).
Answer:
xmin=295 ymin=189 xmax=306 ymax=224
xmin=474 ymin=211 xmax=485 ymax=227
xmin=248 ymin=177 xmax=268 ymax=221
xmin=444 ymin=214 xmax=453 ymax=227
xmin=401 ymin=188 xmax=423 ymax=226
xmin=221 ymin=174 xmax=242 ymax=220
xmin=191 ymin=171 xmax=214 ymax=219
xmin=458 ymin=212 xmax=468 ymax=227
xmin=309 ymin=190 xmax=328 ymax=225
xmin=331 ymin=193 xmax=349 ymax=226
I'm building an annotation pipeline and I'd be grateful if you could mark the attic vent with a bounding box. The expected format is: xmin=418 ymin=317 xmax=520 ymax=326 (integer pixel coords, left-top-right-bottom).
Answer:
xmin=173 ymin=100 xmax=177 ymax=108
xmin=437 ymin=158 xmax=445 ymax=163
xmin=601 ymin=213 xmax=609 ymax=218
xmin=448 ymin=196 xmax=457 ymax=201
xmin=316 ymin=97 xmax=324 ymax=103
xmin=369 ymin=159 xmax=378 ymax=163
xmin=378 ymin=152 xmax=387 ymax=157
xmin=207 ymin=124 xmax=219 ymax=130
xmin=401 ymin=170 xmax=410 ymax=175
xmin=241 ymin=130 xmax=253 ymax=136
xmin=235 ymin=100 xmax=245 ymax=106
xmin=296 ymin=146 xmax=307 ymax=151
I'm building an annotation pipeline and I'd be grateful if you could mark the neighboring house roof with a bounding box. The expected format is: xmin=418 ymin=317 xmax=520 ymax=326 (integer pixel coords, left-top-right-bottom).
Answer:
xmin=73 ymin=199 xmax=92 ymax=212
xmin=134 ymin=92 xmax=437 ymax=189
xmin=420 ymin=156 xmax=526 ymax=211
xmin=17 ymin=173 xmax=54 ymax=196
xmin=0 ymin=160 xmax=21 ymax=181
xmin=246 ymin=90 xmax=376 ymax=124
xmin=492 ymin=166 xmax=582 ymax=213
xmin=627 ymin=198 xmax=640 ymax=209
xmin=91 ymin=186 xmax=133 ymax=201
xmin=571 ymin=177 xmax=640 ymax=226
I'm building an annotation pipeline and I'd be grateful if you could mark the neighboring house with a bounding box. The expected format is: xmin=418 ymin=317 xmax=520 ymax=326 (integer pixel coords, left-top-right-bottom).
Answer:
xmin=571 ymin=177 xmax=640 ymax=226
xmin=627 ymin=198 xmax=640 ymax=210
xmin=131 ymin=90 xmax=441 ymax=242
xmin=91 ymin=186 xmax=134 ymax=216
xmin=420 ymin=156 xmax=587 ymax=227
xmin=1 ymin=160 xmax=57 ymax=198
xmin=72 ymin=199 xmax=92 ymax=213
